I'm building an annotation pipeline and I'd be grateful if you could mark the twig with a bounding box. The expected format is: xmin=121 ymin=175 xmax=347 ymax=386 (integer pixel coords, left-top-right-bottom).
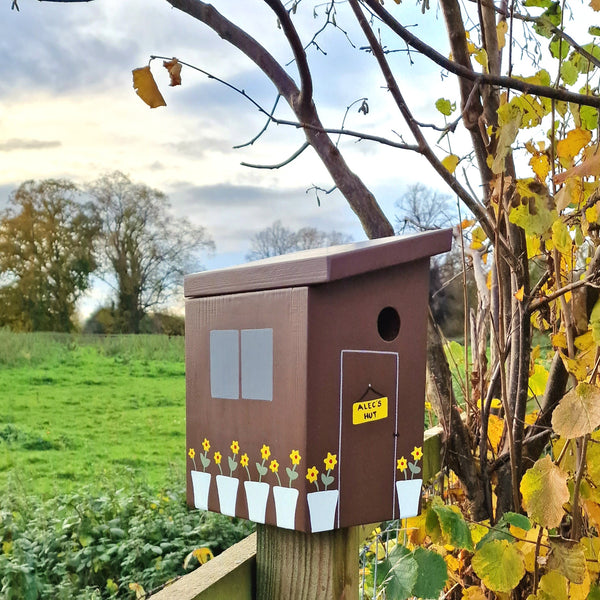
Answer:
xmin=234 ymin=94 xmax=281 ymax=149
xmin=241 ymin=142 xmax=309 ymax=168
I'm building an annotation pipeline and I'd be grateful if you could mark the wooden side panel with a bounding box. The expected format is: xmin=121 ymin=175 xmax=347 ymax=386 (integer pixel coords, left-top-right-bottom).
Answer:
xmin=185 ymin=287 xmax=309 ymax=529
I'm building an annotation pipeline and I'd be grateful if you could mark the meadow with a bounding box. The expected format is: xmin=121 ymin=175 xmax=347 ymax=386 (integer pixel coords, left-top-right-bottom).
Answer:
xmin=0 ymin=330 xmax=187 ymax=497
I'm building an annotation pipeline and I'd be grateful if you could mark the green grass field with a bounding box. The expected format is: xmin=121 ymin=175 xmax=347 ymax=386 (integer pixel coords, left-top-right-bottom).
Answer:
xmin=0 ymin=330 xmax=187 ymax=497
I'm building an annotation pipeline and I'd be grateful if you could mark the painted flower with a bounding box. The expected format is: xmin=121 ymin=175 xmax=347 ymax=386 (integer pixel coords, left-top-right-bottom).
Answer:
xmin=214 ymin=451 xmax=222 ymax=465
xmin=289 ymin=450 xmax=301 ymax=465
xmin=324 ymin=452 xmax=337 ymax=470
xmin=261 ymin=444 xmax=271 ymax=460
xmin=240 ymin=453 xmax=249 ymax=468
xmin=306 ymin=466 xmax=319 ymax=484
xmin=411 ymin=446 xmax=423 ymax=461
xmin=188 ymin=448 xmax=196 ymax=460
xmin=231 ymin=440 xmax=240 ymax=454
xmin=397 ymin=456 xmax=408 ymax=472
xmin=202 ymin=438 xmax=210 ymax=452
xmin=269 ymin=459 xmax=279 ymax=473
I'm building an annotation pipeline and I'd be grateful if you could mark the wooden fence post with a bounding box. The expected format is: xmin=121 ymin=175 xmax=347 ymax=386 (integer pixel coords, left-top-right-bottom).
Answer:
xmin=256 ymin=524 xmax=359 ymax=600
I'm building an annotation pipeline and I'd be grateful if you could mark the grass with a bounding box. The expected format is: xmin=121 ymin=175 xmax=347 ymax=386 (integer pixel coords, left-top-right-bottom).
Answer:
xmin=0 ymin=330 xmax=186 ymax=497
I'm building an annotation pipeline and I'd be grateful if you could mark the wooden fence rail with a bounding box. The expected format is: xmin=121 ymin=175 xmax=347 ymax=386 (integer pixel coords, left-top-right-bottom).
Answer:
xmin=150 ymin=425 xmax=442 ymax=600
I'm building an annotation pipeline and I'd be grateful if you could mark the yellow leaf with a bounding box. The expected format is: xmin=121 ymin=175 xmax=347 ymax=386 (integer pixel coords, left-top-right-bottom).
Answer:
xmin=530 ymin=153 xmax=551 ymax=181
xmin=128 ymin=583 xmax=146 ymax=600
xmin=518 ymin=526 xmax=548 ymax=573
xmin=487 ymin=414 xmax=504 ymax=452
xmin=132 ymin=65 xmax=166 ymax=108
xmin=556 ymin=128 xmax=592 ymax=161
xmin=460 ymin=218 xmax=475 ymax=229
xmin=552 ymin=332 xmax=568 ymax=349
xmin=552 ymin=220 xmax=572 ymax=255
xmin=183 ymin=546 xmax=214 ymax=569
xmin=580 ymin=537 xmax=600 ymax=573
xmin=569 ymin=568 xmax=591 ymax=600
xmin=496 ymin=21 xmax=508 ymax=50
xmin=583 ymin=500 xmax=600 ymax=530
xmin=529 ymin=364 xmax=549 ymax=397
xmin=474 ymin=48 xmax=489 ymax=71
xmin=462 ymin=585 xmax=487 ymax=600
xmin=525 ymin=410 xmax=539 ymax=426
xmin=471 ymin=539 xmax=525 ymax=592
xmin=539 ymin=571 xmax=568 ymax=600
xmin=552 ymin=383 xmax=600 ymax=439
xmin=515 ymin=286 xmax=525 ymax=302
xmin=442 ymin=154 xmax=460 ymax=174
xmin=520 ymin=455 xmax=569 ymax=528
xmin=586 ymin=204 xmax=598 ymax=224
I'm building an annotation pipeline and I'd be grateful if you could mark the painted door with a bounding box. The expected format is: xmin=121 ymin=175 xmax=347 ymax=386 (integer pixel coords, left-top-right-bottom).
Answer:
xmin=337 ymin=350 xmax=399 ymax=527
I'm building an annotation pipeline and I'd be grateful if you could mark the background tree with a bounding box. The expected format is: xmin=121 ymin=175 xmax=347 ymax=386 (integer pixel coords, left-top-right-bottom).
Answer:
xmin=158 ymin=0 xmax=600 ymax=528
xmin=246 ymin=219 xmax=352 ymax=260
xmin=0 ymin=179 xmax=99 ymax=332
xmin=89 ymin=171 xmax=214 ymax=334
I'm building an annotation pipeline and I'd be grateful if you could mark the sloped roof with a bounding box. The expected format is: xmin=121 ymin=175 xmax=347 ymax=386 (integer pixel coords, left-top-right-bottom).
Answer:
xmin=184 ymin=229 xmax=452 ymax=298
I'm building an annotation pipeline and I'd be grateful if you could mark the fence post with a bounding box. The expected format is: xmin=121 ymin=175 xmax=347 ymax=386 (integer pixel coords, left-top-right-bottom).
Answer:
xmin=256 ymin=524 xmax=359 ymax=600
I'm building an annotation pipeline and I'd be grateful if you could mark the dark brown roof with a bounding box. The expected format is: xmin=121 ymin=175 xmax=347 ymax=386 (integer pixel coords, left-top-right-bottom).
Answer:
xmin=184 ymin=229 xmax=453 ymax=298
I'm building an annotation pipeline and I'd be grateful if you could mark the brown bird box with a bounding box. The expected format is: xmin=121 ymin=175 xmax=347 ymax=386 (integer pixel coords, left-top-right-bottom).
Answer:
xmin=184 ymin=230 xmax=452 ymax=532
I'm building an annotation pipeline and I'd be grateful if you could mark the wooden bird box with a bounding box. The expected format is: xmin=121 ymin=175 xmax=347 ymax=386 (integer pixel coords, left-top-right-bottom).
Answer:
xmin=184 ymin=230 xmax=452 ymax=532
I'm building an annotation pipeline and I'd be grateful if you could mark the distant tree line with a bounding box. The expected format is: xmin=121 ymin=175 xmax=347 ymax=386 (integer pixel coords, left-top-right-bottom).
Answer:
xmin=0 ymin=172 xmax=214 ymax=334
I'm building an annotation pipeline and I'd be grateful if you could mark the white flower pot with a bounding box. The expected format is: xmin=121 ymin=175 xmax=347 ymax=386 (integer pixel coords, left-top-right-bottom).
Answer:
xmin=273 ymin=486 xmax=299 ymax=529
xmin=244 ymin=481 xmax=270 ymax=523
xmin=396 ymin=479 xmax=423 ymax=519
xmin=307 ymin=489 xmax=339 ymax=532
xmin=191 ymin=470 xmax=211 ymax=511
xmin=216 ymin=475 xmax=239 ymax=517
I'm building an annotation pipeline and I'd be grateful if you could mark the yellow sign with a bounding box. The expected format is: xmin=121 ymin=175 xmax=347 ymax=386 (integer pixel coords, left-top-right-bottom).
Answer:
xmin=352 ymin=397 xmax=388 ymax=425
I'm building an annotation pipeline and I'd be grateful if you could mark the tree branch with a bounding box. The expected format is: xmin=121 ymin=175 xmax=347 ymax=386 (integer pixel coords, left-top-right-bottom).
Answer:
xmin=361 ymin=0 xmax=600 ymax=110
xmin=241 ymin=142 xmax=310 ymax=169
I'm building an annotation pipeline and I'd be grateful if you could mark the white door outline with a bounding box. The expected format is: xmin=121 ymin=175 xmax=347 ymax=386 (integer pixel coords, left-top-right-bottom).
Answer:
xmin=338 ymin=349 xmax=400 ymax=527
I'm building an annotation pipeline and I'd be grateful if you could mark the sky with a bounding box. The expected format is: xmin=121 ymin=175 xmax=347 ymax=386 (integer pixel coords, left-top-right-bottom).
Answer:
xmin=1 ymin=0 xmax=594 ymax=318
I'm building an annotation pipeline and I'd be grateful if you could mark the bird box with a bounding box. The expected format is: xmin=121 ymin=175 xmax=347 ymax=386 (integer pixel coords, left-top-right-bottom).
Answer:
xmin=184 ymin=230 xmax=452 ymax=533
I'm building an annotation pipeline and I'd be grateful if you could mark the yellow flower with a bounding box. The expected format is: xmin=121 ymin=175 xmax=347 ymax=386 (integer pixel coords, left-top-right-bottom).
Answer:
xmin=289 ymin=450 xmax=301 ymax=465
xmin=306 ymin=466 xmax=319 ymax=483
xmin=214 ymin=451 xmax=222 ymax=465
xmin=240 ymin=453 xmax=249 ymax=468
xmin=261 ymin=444 xmax=271 ymax=460
xmin=411 ymin=446 xmax=423 ymax=461
xmin=231 ymin=440 xmax=240 ymax=454
xmin=188 ymin=448 xmax=196 ymax=460
xmin=424 ymin=401 xmax=432 ymax=411
xmin=397 ymin=456 xmax=408 ymax=472
xmin=324 ymin=452 xmax=337 ymax=470
xmin=202 ymin=438 xmax=210 ymax=452
xmin=269 ymin=459 xmax=279 ymax=473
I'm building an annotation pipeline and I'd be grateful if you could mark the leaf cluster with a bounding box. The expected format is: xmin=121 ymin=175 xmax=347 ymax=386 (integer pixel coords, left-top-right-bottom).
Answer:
xmin=0 ymin=480 xmax=252 ymax=599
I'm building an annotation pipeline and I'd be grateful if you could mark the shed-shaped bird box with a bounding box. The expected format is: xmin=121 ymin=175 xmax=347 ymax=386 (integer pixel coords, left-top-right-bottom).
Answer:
xmin=184 ymin=230 xmax=452 ymax=533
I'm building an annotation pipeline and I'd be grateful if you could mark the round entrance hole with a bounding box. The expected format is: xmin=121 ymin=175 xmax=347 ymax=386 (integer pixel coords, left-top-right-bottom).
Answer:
xmin=377 ymin=306 xmax=401 ymax=342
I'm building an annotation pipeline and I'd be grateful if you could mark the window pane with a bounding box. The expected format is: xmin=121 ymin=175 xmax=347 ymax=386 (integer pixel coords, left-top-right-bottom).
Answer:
xmin=210 ymin=330 xmax=239 ymax=399
xmin=241 ymin=329 xmax=273 ymax=401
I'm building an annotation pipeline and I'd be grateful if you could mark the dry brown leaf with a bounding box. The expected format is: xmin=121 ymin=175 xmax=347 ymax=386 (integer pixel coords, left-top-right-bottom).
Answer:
xmin=132 ymin=66 xmax=166 ymax=108
xmin=163 ymin=58 xmax=182 ymax=87
xmin=554 ymin=153 xmax=600 ymax=185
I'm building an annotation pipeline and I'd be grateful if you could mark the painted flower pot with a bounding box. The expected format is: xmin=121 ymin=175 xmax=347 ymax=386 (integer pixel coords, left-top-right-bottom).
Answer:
xmin=273 ymin=486 xmax=299 ymax=529
xmin=307 ymin=489 xmax=339 ymax=533
xmin=216 ymin=475 xmax=239 ymax=516
xmin=190 ymin=470 xmax=211 ymax=511
xmin=396 ymin=479 xmax=422 ymax=519
xmin=244 ymin=481 xmax=270 ymax=523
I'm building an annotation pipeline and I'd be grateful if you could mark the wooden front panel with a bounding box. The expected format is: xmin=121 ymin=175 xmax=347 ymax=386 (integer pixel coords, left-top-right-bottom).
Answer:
xmin=185 ymin=287 xmax=309 ymax=528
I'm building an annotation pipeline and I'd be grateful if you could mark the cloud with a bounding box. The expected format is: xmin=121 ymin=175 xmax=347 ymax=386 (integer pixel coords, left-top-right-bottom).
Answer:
xmin=0 ymin=138 xmax=61 ymax=152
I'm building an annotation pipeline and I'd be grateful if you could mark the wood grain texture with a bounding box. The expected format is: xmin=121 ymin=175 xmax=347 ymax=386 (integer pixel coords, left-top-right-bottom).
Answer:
xmin=256 ymin=525 xmax=359 ymax=600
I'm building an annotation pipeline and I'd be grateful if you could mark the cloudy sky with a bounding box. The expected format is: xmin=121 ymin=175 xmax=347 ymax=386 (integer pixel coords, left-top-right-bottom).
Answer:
xmin=3 ymin=0 xmax=590 ymax=316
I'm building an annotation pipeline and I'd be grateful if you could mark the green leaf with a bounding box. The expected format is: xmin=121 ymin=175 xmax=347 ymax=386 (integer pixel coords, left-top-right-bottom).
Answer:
xmin=412 ymin=547 xmax=448 ymax=599
xmin=228 ymin=456 xmax=238 ymax=472
xmin=500 ymin=512 xmax=532 ymax=531
xmin=384 ymin=545 xmax=419 ymax=599
xmin=550 ymin=35 xmax=570 ymax=60
xmin=547 ymin=539 xmax=587 ymax=583
xmin=509 ymin=182 xmax=557 ymax=237
xmin=471 ymin=539 xmax=525 ymax=592
xmin=539 ymin=570 xmax=568 ymax=600
xmin=581 ymin=106 xmax=599 ymax=130
xmin=427 ymin=500 xmax=473 ymax=550
xmin=256 ymin=462 xmax=268 ymax=476
xmin=286 ymin=467 xmax=298 ymax=481
xmin=523 ymin=0 xmax=553 ymax=7
xmin=552 ymin=382 xmax=600 ymax=439
xmin=321 ymin=473 xmax=334 ymax=487
xmin=435 ymin=98 xmax=455 ymax=116
xmin=561 ymin=60 xmax=579 ymax=86
xmin=520 ymin=455 xmax=569 ymax=528
xmin=200 ymin=455 xmax=210 ymax=468
xmin=589 ymin=25 xmax=600 ymax=36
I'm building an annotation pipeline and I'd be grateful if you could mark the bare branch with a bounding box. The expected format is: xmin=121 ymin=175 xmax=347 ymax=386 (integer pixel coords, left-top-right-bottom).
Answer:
xmin=241 ymin=142 xmax=310 ymax=169
xmin=234 ymin=94 xmax=282 ymax=149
